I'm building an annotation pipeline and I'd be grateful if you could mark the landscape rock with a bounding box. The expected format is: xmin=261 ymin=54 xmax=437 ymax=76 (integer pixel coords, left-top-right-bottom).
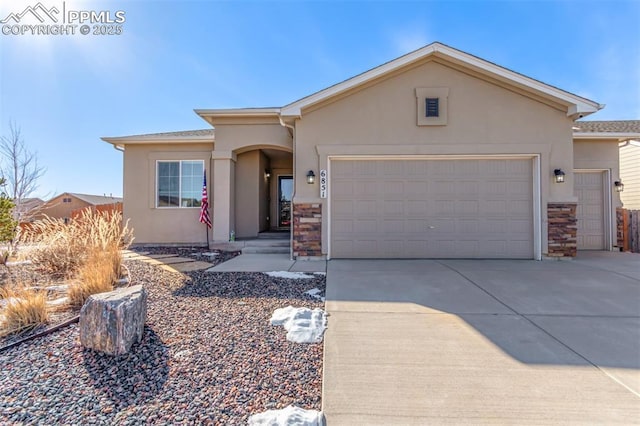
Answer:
xmin=79 ymin=285 xmax=147 ymax=355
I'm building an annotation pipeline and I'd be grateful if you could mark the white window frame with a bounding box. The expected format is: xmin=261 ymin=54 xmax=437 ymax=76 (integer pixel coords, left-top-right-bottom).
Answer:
xmin=155 ymin=160 xmax=205 ymax=209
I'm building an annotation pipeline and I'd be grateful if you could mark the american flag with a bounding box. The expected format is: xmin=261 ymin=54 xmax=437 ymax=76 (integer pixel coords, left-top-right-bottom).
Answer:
xmin=199 ymin=171 xmax=212 ymax=229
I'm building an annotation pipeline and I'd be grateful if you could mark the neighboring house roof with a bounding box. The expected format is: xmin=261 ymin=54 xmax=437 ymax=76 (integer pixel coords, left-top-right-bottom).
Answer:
xmin=574 ymin=120 xmax=640 ymax=141
xmin=102 ymin=129 xmax=215 ymax=146
xmin=16 ymin=197 xmax=45 ymax=209
xmin=50 ymin=192 xmax=123 ymax=206
xmin=279 ymin=42 xmax=602 ymax=119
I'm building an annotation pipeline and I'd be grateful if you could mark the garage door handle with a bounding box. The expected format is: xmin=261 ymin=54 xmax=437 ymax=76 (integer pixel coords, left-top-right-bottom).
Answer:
xmin=428 ymin=226 xmax=435 ymax=229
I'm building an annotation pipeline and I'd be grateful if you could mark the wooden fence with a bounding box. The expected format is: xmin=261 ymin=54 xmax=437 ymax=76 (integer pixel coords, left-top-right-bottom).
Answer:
xmin=618 ymin=208 xmax=639 ymax=253
xmin=71 ymin=202 xmax=123 ymax=219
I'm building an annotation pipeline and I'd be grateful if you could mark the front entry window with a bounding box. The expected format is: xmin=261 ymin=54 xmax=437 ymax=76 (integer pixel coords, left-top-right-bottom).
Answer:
xmin=278 ymin=176 xmax=293 ymax=227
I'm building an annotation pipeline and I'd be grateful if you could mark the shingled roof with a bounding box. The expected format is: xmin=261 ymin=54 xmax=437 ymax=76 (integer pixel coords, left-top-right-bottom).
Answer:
xmin=111 ymin=129 xmax=215 ymax=139
xmin=575 ymin=120 xmax=640 ymax=134
xmin=66 ymin=193 xmax=122 ymax=205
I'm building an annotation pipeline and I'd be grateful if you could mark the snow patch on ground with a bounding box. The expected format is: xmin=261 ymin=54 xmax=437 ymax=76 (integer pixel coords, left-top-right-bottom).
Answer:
xmin=313 ymin=272 xmax=326 ymax=276
xmin=270 ymin=306 xmax=327 ymax=343
xmin=248 ymin=405 xmax=324 ymax=426
xmin=304 ymin=288 xmax=325 ymax=302
xmin=264 ymin=271 xmax=314 ymax=279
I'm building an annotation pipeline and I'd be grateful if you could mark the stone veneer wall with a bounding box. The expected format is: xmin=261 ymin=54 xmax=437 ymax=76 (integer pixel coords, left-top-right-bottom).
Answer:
xmin=616 ymin=207 xmax=625 ymax=248
xmin=292 ymin=203 xmax=322 ymax=257
xmin=547 ymin=203 xmax=577 ymax=258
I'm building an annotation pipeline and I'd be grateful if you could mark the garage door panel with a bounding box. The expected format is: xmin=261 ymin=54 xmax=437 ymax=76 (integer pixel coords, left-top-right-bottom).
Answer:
xmin=332 ymin=180 xmax=354 ymax=196
xmin=456 ymin=200 xmax=480 ymax=215
xmin=354 ymin=200 xmax=376 ymax=215
xmin=331 ymin=158 xmax=534 ymax=259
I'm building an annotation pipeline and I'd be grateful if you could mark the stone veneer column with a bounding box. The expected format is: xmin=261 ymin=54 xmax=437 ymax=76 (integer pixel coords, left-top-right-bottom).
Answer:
xmin=616 ymin=207 xmax=625 ymax=248
xmin=547 ymin=203 xmax=577 ymax=258
xmin=292 ymin=203 xmax=322 ymax=258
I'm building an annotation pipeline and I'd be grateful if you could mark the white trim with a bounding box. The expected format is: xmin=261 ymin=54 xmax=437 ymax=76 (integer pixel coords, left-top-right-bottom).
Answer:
xmin=102 ymin=136 xmax=214 ymax=144
xmin=533 ymin=155 xmax=542 ymax=260
xmin=573 ymin=132 xmax=640 ymax=141
xmin=574 ymin=168 xmax=614 ymax=251
xmin=281 ymin=42 xmax=602 ymax=118
xmin=195 ymin=108 xmax=281 ymax=118
xmin=327 ymin=154 xmax=541 ymax=260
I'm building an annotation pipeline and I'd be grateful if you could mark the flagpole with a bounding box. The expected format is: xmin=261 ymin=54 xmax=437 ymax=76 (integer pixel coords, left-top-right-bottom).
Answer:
xmin=200 ymin=170 xmax=213 ymax=249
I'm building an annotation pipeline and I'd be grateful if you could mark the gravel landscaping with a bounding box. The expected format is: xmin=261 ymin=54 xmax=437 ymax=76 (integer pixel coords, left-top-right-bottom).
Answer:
xmin=0 ymin=258 xmax=325 ymax=424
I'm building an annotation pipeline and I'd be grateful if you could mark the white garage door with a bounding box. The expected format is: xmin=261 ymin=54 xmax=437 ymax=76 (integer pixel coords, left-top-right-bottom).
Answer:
xmin=575 ymin=171 xmax=606 ymax=250
xmin=330 ymin=158 xmax=534 ymax=259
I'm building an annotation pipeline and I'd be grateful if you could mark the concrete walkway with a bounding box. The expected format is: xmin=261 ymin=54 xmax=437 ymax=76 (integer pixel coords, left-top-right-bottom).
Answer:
xmin=122 ymin=250 xmax=215 ymax=273
xmin=323 ymin=253 xmax=640 ymax=424
xmin=206 ymin=253 xmax=327 ymax=273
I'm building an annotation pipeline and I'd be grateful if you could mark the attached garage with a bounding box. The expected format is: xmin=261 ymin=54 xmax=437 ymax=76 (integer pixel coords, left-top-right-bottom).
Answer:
xmin=330 ymin=157 xmax=536 ymax=259
xmin=575 ymin=170 xmax=608 ymax=250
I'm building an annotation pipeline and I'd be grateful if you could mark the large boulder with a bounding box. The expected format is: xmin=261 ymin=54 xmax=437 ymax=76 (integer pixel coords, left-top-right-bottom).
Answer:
xmin=79 ymin=285 xmax=147 ymax=355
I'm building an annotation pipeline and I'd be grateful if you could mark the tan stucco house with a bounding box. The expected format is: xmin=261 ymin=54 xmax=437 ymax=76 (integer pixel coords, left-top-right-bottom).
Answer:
xmin=38 ymin=192 xmax=123 ymax=223
xmin=103 ymin=42 xmax=634 ymax=260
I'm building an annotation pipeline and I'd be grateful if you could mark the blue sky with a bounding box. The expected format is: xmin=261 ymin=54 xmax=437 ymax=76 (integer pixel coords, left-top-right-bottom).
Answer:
xmin=1 ymin=0 xmax=639 ymax=199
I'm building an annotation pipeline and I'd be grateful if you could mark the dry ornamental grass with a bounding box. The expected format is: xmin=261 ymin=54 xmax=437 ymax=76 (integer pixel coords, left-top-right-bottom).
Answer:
xmin=1 ymin=211 xmax=133 ymax=337
xmin=0 ymin=287 xmax=49 ymax=338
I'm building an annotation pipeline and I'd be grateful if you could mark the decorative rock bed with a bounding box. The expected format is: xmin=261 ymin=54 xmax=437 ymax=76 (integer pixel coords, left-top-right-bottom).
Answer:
xmin=0 ymin=258 xmax=325 ymax=424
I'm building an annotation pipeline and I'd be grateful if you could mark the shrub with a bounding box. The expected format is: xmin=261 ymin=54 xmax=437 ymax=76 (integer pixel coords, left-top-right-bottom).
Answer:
xmin=67 ymin=249 xmax=120 ymax=308
xmin=23 ymin=210 xmax=133 ymax=278
xmin=0 ymin=287 xmax=48 ymax=337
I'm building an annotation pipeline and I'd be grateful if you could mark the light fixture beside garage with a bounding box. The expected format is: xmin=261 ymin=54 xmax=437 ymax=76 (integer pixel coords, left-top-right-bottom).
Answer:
xmin=553 ymin=169 xmax=566 ymax=183
xmin=614 ymin=181 xmax=624 ymax=192
xmin=265 ymin=169 xmax=271 ymax=179
xmin=306 ymin=170 xmax=316 ymax=184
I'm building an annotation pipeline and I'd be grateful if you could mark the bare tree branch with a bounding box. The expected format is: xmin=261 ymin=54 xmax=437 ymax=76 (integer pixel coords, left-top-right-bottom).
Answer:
xmin=0 ymin=121 xmax=46 ymax=223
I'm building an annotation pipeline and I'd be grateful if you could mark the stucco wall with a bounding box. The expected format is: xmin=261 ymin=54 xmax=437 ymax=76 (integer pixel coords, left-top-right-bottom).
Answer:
xmin=235 ymin=150 xmax=267 ymax=238
xmin=123 ymin=143 xmax=213 ymax=245
xmin=213 ymin=122 xmax=292 ymax=153
xmin=292 ymin=59 xmax=575 ymax=255
xmin=619 ymin=143 xmax=640 ymax=209
xmin=258 ymin=151 xmax=270 ymax=232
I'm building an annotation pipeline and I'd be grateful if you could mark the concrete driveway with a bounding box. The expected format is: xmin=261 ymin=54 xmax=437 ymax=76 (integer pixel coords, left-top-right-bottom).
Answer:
xmin=322 ymin=252 xmax=640 ymax=425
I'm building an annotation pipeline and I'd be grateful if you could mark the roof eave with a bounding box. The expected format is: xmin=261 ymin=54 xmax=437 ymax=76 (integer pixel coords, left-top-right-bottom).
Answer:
xmin=101 ymin=136 xmax=215 ymax=145
xmin=573 ymin=132 xmax=640 ymax=141
xmin=280 ymin=42 xmax=603 ymax=118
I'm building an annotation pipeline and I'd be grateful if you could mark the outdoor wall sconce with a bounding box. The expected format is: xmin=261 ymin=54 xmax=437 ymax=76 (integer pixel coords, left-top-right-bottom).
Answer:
xmin=265 ymin=169 xmax=271 ymax=179
xmin=306 ymin=170 xmax=316 ymax=184
xmin=614 ymin=181 xmax=624 ymax=192
xmin=554 ymin=169 xmax=565 ymax=183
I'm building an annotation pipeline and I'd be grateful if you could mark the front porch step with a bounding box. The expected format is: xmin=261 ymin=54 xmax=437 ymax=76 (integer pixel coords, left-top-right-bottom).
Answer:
xmin=240 ymin=237 xmax=291 ymax=254
xmin=257 ymin=231 xmax=290 ymax=239
xmin=244 ymin=239 xmax=290 ymax=247
xmin=242 ymin=246 xmax=290 ymax=254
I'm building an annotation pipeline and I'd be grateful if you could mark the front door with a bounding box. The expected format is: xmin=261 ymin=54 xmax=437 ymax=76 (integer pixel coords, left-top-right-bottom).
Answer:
xmin=278 ymin=176 xmax=293 ymax=228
